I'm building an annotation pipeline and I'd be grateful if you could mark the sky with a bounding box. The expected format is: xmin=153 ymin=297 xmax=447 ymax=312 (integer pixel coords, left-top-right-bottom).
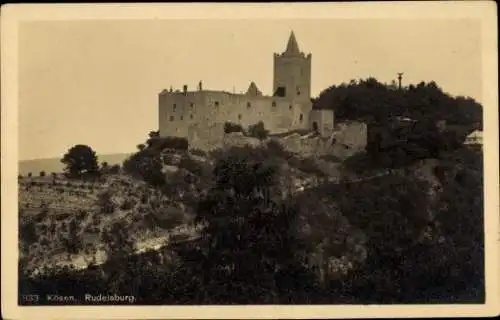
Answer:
xmin=18 ymin=18 xmax=482 ymax=160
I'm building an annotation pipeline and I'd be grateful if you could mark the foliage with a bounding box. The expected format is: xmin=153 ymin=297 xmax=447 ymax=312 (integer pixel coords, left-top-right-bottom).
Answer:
xmin=429 ymin=148 xmax=484 ymax=301
xmin=98 ymin=190 xmax=116 ymax=214
xmin=314 ymin=148 xmax=484 ymax=303
xmin=123 ymin=150 xmax=165 ymax=186
xmin=60 ymin=144 xmax=100 ymax=179
xmin=265 ymin=139 xmax=293 ymax=159
xmin=181 ymin=145 xmax=316 ymax=303
xmin=224 ymin=122 xmax=244 ymax=134
xmin=247 ymin=121 xmax=269 ymax=141
xmin=363 ymin=119 xmax=448 ymax=169
xmin=189 ymin=148 xmax=207 ymax=157
xmin=177 ymin=156 xmax=204 ymax=176
xmin=39 ymin=171 xmax=46 ymax=177
xmin=102 ymin=221 xmax=136 ymax=262
xmin=109 ymin=164 xmax=121 ymax=174
xmin=288 ymin=157 xmax=326 ymax=177
xmin=147 ymin=136 xmax=188 ymax=151
xmin=314 ymin=77 xmax=482 ymax=128
xmin=63 ymin=218 xmax=83 ymax=254
xmin=19 ymin=216 xmax=37 ymax=245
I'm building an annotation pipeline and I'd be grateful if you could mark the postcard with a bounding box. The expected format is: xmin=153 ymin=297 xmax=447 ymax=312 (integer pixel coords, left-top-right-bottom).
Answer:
xmin=1 ymin=2 xmax=498 ymax=319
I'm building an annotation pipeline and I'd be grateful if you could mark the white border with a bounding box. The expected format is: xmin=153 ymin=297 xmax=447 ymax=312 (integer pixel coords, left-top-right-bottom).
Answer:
xmin=2 ymin=2 xmax=499 ymax=319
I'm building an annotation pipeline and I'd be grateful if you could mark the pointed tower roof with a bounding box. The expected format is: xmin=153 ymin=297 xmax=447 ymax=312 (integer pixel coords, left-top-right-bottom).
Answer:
xmin=285 ymin=31 xmax=300 ymax=55
xmin=246 ymin=81 xmax=262 ymax=96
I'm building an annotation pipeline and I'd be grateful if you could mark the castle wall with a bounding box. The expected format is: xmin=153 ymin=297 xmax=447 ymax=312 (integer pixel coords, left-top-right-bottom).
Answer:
xmin=310 ymin=109 xmax=335 ymax=137
xmin=159 ymin=90 xmax=207 ymax=138
xmin=159 ymin=90 xmax=313 ymax=146
xmin=187 ymin=121 xmax=225 ymax=151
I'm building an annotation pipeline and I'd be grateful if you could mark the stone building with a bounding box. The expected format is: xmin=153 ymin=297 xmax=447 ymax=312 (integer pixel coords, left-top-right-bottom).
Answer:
xmin=158 ymin=31 xmax=336 ymax=150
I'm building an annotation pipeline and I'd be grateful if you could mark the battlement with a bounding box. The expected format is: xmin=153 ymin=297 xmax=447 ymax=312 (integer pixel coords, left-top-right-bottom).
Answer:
xmin=274 ymin=52 xmax=312 ymax=59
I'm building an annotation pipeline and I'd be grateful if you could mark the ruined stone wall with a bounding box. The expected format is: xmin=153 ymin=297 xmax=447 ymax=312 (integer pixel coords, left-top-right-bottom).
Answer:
xmin=275 ymin=121 xmax=367 ymax=159
xmin=332 ymin=121 xmax=367 ymax=153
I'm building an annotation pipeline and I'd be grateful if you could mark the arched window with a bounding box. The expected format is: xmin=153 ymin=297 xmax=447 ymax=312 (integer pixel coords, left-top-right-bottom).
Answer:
xmin=238 ymin=114 xmax=242 ymax=120
xmin=299 ymin=114 xmax=303 ymax=122
xmin=247 ymin=102 xmax=251 ymax=108
xmin=289 ymin=105 xmax=292 ymax=110
xmin=272 ymin=101 xmax=277 ymax=107
xmin=169 ymin=116 xmax=174 ymax=121
xmin=173 ymin=104 xmax=176 ymax=111
xmin=180 ymin=116 xmax=183 ymax=120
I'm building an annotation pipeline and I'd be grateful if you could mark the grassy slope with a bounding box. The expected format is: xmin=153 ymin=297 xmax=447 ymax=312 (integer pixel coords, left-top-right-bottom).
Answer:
xmin=18 ymin=172 xmax=196 ymax=273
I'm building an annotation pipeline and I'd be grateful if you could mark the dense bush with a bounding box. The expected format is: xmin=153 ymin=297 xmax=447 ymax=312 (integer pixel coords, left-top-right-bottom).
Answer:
xmin=177 ymin=156 xmax=204 ymax=176
xmin=98 ymin=190 xmax=116 ymax=214
xmin=147 ymin=136 xmax=189 ymax=151
xmin=247 ymin=121 xmax=269 ymax=141
xmin=189 ymin=148 xmax=207 ymax=157
xmin=224 ymin=122 xmax=244 ymax=134
xmin=123 ymin=150 xmax=166 ymax=187
xmin=314 ymin=78 xmax=482 ymax=128
xmin=109 ymin=164 xmax=121 ymax=174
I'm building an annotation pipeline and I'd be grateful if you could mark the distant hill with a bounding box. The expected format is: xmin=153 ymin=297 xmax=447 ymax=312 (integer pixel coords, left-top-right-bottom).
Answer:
xmin=18 ymin=153 xmax=132 ymax=176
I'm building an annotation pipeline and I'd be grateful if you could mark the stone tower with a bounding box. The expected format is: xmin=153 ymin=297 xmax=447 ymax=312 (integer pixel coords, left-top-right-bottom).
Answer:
xmin=273 ymin=31 xmax=312 ymax=101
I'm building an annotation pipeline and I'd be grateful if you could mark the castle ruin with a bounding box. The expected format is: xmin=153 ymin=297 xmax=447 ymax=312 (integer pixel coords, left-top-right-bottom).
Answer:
xmin=158 ymin=31 xmax=340 ymax=150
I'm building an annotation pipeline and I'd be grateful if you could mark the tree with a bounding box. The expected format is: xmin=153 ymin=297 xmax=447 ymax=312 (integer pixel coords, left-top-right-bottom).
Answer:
xmin=64 ymin=218 xmax=83 ymax=254
xmin=137 ymin=144 xmax=146 ymax=151
xmin=314 ymin=77 xmax=483 ymax=129
xmin=248 ymin=121 xmax=269 ymax=141
xmin=224 ymin=122 xmax=244 ymax=134
xmin=98 ymin=190 xmax=116 ymax=214
xmin=148 ymin=136 xmax=189 ymax=151
xmin=101 ymin=161 xmax=109 ymax=171
xmin=109 ymin=164 xmax=121 ymax=174
xmin=39 ymin=171 xmax=46 ymax=177
xmin=148 ymin=130 xmax=160 ymax=139
xmin=178 ymin=146 xmax=315 ymax=303
xmin=61 ymin=144 xmax=100 ymax=179
xmin=123 ymin=149 xmax=165 ymax=186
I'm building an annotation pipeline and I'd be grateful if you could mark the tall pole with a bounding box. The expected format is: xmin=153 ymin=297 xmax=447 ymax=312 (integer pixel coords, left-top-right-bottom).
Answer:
xmin=397 ymin=72 xmax=404 ymax=90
